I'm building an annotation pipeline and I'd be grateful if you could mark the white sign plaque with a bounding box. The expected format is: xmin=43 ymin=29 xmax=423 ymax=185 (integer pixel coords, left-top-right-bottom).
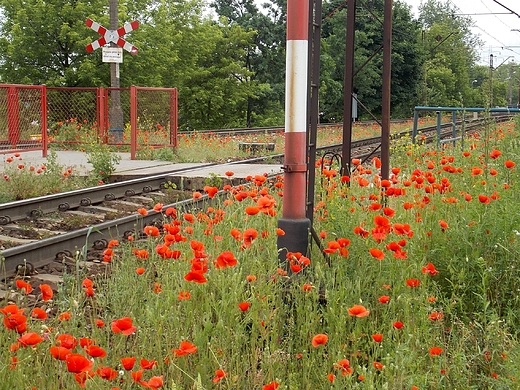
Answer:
xmin=102 ymin=47 xmax=123 ymax=63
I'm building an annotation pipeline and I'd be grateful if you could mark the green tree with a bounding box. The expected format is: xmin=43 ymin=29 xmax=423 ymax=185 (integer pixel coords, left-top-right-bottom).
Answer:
xmin=418 ymin=0 xmax=482 ymax=107
xmin=210 ymin=0 xmax=287 ymax=126
xmin=0 ymin=0 xmax=104 ymax=85
xmin=179 ymin=20 xmax=267 ymax=130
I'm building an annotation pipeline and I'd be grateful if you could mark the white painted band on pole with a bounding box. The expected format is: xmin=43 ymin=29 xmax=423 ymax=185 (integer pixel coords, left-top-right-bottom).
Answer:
xmin=285 ymin=40 xmax=308 ymax=134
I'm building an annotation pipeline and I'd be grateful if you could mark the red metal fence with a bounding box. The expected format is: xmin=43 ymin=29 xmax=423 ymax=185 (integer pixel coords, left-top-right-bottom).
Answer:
xmin=0 ymin=84 xmax=178 ymax=159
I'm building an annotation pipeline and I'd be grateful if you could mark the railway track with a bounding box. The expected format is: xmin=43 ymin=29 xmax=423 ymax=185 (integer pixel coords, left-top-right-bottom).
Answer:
xmin=0 ymin=115 xmax=513 ymax=283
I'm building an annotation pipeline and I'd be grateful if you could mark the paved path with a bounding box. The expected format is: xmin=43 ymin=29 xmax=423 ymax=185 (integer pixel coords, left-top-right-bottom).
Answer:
xmin=0 ymin=150 xmax=283 ymax=181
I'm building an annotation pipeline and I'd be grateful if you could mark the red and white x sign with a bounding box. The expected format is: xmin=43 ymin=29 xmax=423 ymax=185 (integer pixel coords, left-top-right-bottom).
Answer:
xmin=85 ymin=19 xmax=139 ymax=55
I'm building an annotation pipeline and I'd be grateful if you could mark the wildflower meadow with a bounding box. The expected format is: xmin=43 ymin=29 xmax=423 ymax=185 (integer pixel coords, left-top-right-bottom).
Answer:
xmin=2 ymin=117 xmax=520 ymax=389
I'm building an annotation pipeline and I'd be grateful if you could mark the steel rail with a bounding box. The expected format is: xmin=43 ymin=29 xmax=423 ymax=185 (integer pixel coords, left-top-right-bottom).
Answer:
xmin=0 ymin=196 xmax=208 ymax=278
xmin=0 ymin=163 xmax=215 ymax=225
xmin=0 ymin=114 xmax=513 ymax=279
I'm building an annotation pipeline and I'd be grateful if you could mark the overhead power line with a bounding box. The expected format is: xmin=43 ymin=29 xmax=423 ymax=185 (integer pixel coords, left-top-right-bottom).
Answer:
xmin=491 ymin=0 xmax=520 ymax=18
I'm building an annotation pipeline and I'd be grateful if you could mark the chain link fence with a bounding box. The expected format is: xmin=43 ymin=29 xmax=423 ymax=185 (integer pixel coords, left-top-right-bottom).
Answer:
xmin=0 ymin=85 xmax=46 ymax=152
xmin=0 ymin=84 xmax=178 ymax=159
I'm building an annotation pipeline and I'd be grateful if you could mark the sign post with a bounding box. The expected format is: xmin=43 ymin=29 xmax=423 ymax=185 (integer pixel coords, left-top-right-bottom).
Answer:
xmin=85 ymin=3 xmax=139 ymax=142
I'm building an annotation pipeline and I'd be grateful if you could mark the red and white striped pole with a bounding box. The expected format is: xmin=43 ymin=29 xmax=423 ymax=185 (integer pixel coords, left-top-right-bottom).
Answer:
xmin=277 ymin=0 xmax=311 ymax=266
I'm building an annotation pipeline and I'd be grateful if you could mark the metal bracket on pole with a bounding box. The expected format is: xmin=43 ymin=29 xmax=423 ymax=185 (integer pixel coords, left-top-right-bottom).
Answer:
xmin=282 ymin=164 xmax=308 ymax=173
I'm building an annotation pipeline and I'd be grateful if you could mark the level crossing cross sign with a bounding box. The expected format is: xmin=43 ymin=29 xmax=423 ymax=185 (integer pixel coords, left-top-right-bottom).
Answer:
xmin=85 ymin=18 xmax=139 ymax=55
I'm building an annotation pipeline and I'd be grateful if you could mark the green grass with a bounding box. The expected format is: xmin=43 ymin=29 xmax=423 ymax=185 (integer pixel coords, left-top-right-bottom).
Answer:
xmin=1 ymin=117 xmax=519 ymax=389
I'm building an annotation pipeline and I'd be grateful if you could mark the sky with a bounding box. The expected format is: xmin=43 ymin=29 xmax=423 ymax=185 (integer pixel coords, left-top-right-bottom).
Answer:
xmin=401 ymin=0 xmax=520 ymax=65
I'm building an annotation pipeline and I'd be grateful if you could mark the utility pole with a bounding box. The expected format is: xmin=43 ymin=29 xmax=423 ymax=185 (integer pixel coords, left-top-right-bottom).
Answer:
xmin=380 ymin=0 xmax=393 ymax=180
xmin=109 ymin=0 xmax=124 ymax=142
xmin=489 ymin=54 xmax=494 ymax=108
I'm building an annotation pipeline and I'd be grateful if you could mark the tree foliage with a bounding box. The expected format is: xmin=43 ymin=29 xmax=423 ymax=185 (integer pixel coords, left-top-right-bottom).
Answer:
xmin=418 ymin=0 xmax=483 ymax=107
xmin=0 ymin=0 xmax=503 ymax=131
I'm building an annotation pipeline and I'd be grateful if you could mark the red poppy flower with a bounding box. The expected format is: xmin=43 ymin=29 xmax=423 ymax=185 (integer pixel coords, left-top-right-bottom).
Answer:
xmin=178 ymin=290 xmax=191 ymax=300
xmin=311 ymin=333 xmax=328 ymax=347
xmin=215 ymin=251 xmax=238 ymax=269
xmin=184 ymin=271 xmax=207 ymax=284
xmin=183 ymin=213 xmax=196 ymax=223
xmin=50 ymin=346 xmax=72 ymax=360
xmin=39 ymin=284 xmax=53 ymax=301
xmin=262 ymin=382 xmax=280 ymax=390
xmin=18 ymin=332 xmax=44 ymax=347
xmin=144 ymin=225 xmax=160 ymax=237
xmin=213 ymin=369 xmax=227 ymax=383
xmin=243 ymin=228 xmax=258 ymax=247
xmin=393 ymin=321 xmax=404 ymax=329
xmin=422 ymin=262 xmax=439 ymax=275
xmin=81 ymin=278 xmax=94 ymax=288
xmin=140 ymin=358 xmax=157 ymax=369
xmin=84 ymin=286 xmax=95 ymax=297
xmin=107 ymin=239 xmax=119 ymax=248
xmin=131 ymin=369 xmax=144 ymax=383
xmin=323 ymin=241 xmax=340 ymax=254
xmin=347 ymin=304 xmax=370 ymax=318
xmin=439 ymin=220 xmax=449 ymax=231
xmin=372 ymin=333 xmax=383 ymax=342
xmin=79 ymin=337 xmax=92 ymax=348
xmin=334 ymin=359 xmax=353 ymax=375
xmin=428 ymin=311 xmax=444 ymax=321
xmin=111 ymin=317 xmax=137 ymax=336
xmin=173 ymin=340 xmax=198 ymax=356
xmin=96 ymin=366 xmax=118 ymax=381
xmin=302 ymin=283 xmax=313 ymax=291
xmin=406 ymin=279 xmax=420 ymax=287
xmin=85 ymin=345 xmax=107 ymax=358
xmin=238 ymin=302 xmax=251 ymax=312
xmin=56 ymin=334 xmax=78 ymax=350
xmin=245 ymin=206 xmax=260 ymax=215
xmin=31 ymin=307 xmax=48 ymax=320
xmin=354 ymin=225 xmax=369 ymax=238
xmin=15 ymin=279 xmax=32 ymax=294
xmin=490 ymin=149 xmax=501 ymax=159
xmin=505 ymin=160 xmax=515 ymax=168
xmin=65 ymin=353 xmax=94 ymax=373
xmin=143 ymin=375 xmax=164 ymax=389
xmin=429 ymin=347 xmax=443 ymax=356
xmin=95 ymin=319 xmax=105 ymax=328
xmin=471 ymin=167 xmax=483 ymax=176
xmin=204 ymin=186 xmax=219 ymax=198
xmin=153 ymin=282 xmax=162 ymax=294
xmin=378 ymin=295 xmax=390 ymax=304
xmin=153 ymin=203 xmax=163 ymax=212
xmin=369 ymin=248 xmax=385 ymax=260
xmin=478 ymin=195 xmax=490 ymax=204
xmin=373 ymin=361 xmax=384 ymax=370
xmin=121 ymin=357 xmax=137 ymax=370
xmin=137 ymin=208 xmax=148 ymax=216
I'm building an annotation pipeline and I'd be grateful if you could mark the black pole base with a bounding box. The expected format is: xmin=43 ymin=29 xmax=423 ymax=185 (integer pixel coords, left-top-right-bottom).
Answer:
xmin=277 ymin=218 xmax=311 ymax=267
